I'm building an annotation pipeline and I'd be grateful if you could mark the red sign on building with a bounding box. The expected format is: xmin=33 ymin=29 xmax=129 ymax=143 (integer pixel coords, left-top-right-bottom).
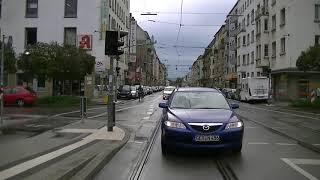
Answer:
xmin=78 ymin=35 xmax=92 ymax=50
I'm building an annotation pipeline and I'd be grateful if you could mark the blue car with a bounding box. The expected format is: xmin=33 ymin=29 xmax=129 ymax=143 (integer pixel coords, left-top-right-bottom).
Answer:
xmin=158 ymin=87 xmax=243 ymax=155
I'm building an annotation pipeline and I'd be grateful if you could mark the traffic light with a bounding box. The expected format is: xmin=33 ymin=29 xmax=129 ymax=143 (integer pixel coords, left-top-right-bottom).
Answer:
xmin=105 ymin=30 xmax=128 ymax=56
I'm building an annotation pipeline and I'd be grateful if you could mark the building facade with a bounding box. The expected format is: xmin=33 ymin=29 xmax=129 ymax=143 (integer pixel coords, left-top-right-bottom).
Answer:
xmin=0 ymin=0 xmax=130 ymax=97
xmin=225 ymin=2 xmax=239 ymax=89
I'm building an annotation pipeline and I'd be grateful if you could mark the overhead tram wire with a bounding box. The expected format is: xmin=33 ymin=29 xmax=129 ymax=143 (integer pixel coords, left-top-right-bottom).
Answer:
xmin=175 ymin=0 xmax=184 ymax=68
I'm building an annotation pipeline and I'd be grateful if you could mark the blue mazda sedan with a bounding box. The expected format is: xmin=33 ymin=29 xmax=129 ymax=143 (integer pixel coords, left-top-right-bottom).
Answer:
xmin=159 ymin=87 xmax=243 ymax=155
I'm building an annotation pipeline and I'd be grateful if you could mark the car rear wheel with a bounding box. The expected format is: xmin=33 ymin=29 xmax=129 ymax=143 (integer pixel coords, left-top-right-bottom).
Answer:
xmin=17 ymin=99 xmax=25 ymax=107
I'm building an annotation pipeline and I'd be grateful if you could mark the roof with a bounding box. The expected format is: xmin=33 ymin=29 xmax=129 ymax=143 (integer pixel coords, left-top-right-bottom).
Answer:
xmin=176 ymin=87 xmax=219 ymax=92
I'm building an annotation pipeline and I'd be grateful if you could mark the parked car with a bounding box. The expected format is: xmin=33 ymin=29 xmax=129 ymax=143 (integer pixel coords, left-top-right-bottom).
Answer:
xmin=146 ymin=86 xmax=153 ymax=95
xmin=163 ymin=86 xmax=176 ymax=100
xmin=3 ymin=86 xmax=37 ymax=107
xmin=130 ymin=86 xmax=138 ymax=99
xmin=158 ymin=87 xmax=243 ymax=155
xmin=117 ymin=85 xmax=132 ymax=99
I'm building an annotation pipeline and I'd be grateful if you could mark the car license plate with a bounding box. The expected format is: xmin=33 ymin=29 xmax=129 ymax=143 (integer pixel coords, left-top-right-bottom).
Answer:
xmin=194 ymin=135 xmax=220 ymax=142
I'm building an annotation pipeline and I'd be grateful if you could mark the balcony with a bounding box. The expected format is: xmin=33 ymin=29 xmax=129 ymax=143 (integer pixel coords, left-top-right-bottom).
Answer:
xmin=256 ymin=57 xmax=270 ymax=68
xmin=255 ymin=6 xmax=269 ymax=20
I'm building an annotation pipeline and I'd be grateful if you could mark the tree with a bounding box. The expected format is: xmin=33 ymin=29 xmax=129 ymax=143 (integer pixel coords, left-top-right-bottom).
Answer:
xmin=18 ymin=42 xmax=95 ymax=93
xmin=296 ymin=46 xmax=320 ymax=71
xmin=0 ymin=41 xmax=18 ymax=74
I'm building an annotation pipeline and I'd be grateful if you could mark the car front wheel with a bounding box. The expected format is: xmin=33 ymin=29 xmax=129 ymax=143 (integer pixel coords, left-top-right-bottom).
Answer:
xmin=17 ymin=99 xmax=25 ymax=107
xmin=232 ymin=145 xmax=242 ymax=154
xmin=161 ymin=143 xmax=169 ymax=156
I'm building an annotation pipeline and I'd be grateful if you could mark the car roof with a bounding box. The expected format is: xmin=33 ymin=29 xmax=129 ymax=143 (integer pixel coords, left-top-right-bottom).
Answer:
xmin=175 ymin=87 xmax=219 ymax=92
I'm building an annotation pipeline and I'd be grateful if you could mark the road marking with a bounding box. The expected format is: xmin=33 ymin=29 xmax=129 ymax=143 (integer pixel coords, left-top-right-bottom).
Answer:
xmin=281 ymin=158 xmax=320 ymax=180
xmin=275 ymin=143 xmax=297 ymax=146
xmin=142 ymin=117 xmax=150 ymax=120
xmin=56 ymin=129 xmax=98 ymax=133
xmin=240 ymin=104 xmax=319 ymax=120
xmin=0 ymin=126 xmax=124 ymax=179
xmin=245 ymin=126 xmax=258 ymax=129
xmin=146 ymin=112 xmax=153 ymax=115
xmin=247 ymin=142 xmax=269 ymax=145
xmin=128 ymin=140 xmax=144 ymax=144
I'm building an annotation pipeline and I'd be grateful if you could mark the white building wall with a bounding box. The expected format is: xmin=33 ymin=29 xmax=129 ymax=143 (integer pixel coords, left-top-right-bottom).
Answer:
xmin=269 ymin=0 xmax=320 ymax=70
xmin=0 ymin=0 xmax=130 ymax=86
xmin=237 ymin=0 xmax=263 ymax=85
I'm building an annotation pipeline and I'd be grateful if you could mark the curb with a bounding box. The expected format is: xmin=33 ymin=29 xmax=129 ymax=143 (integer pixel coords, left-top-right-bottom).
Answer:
xmin=70 ymin=126 xmax=131 ymax=180
xmin=239 ymin=115 xmax=320 ymax=154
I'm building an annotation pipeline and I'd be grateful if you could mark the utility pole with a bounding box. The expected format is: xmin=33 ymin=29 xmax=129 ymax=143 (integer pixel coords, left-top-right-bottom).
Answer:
xmin=1 ymin=35 xmax=5 ymax=127
xmin=107 ymin=55 xmax=115 ymax=131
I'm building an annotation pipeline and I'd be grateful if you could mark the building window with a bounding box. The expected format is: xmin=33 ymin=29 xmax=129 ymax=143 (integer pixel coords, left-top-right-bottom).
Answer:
xmin=25 ymin=28 xmax=37 ymax=46
xmin=65 ymin=0 xmax=77 ymax=18
xmin=247 ymin=73 xmax=250 ymax=77
xmin=264 ymin=44 xmax=269 ymax=57
xmin=251 ymin=72 xmax=254 ymax=77
xmin=247 ymin=34 xmax=250 ymax=45
xmin=257 ymin=72 xmax=261 ymax=77
xmin=280 ymin=8 xmax=286 ymax=26
xmin=315 ymin=4 xmax=320 ymax=21
xmin=247 ymin=14 xmax=250 ymax=26
xmin=238 ymin=37 xmax=241 ymax=47
xmin=247 ymin=54 xmax=250 ymax=65
xmin=243 ymin=36 xmax=246 ymax=46
xmin=315 ymin=35 xmax=320 ymax=46
xmin=251 ymin=30 xmax=254 ymax=43
xmin=37 ymin=78 xmax=46 ymax=88
xmin=280 ymin=38 xmax=286 ymax=55
xmin=271 ymin=0 xmax=276 ymax=6
xmin=243 ymin=55 xmax=246 ymax=65
xmin=109 ymin=0 xmax=111 ymax=8
xmin=26 ymin=0 xmax=38 ymax=18
xmin=251 ymin=10 xmax=254 ymax=23
xmin=64 ymin=27 xmax=77 ymax=46
xmin=272 ymin=15 xmax=276 ymax=31
xmin=264 ymin=19 xmax=269 ymax=31
xmin=237 ymin=55 xmax=240 ymax=66
xmin=251 ymin=51 xmax=254 ymax=63
xmin=272 ymin=41 xmax=276 ymax=57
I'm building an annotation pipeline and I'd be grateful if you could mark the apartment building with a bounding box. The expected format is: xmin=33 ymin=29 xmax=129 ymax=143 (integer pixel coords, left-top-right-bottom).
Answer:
xmin=0 ymin=0 xmax=130 ymax=97
xmin=236 ymin=0 xmax=264 ymax=88
xmin=266 ymin=0 xmax=320 ymax=100
xmin=225 ymin=2 xmax=239 ymax=89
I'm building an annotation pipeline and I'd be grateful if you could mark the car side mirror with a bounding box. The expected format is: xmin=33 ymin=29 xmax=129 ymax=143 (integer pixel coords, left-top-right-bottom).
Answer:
xmin=159 ymin=102 xmax=168 ymax=109
xmin=231 ymin=103 xmax=239 ymax=109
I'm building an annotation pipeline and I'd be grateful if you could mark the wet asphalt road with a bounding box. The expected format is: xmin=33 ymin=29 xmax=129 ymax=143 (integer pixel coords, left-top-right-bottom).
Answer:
xmin=95 ymin=94 xmax=320 ymax=180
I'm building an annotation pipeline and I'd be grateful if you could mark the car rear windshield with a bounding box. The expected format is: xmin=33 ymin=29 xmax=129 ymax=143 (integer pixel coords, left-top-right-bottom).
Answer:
xmin=122 ymin=85 xmax=130 ymax=91
xmin=25 ymin=87 xmax=36 ymax=93
xmin=131 ymin=86 xmax=137 ymax=90
xmin=170 ymin=91 xmax=230 ymax=109
xmin=164 ymin=87 xmax=175 ymax=91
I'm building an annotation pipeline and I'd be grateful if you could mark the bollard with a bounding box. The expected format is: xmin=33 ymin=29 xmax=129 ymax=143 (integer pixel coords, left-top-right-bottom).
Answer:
xmin=80 ymin=97 xmax=87 ymax=123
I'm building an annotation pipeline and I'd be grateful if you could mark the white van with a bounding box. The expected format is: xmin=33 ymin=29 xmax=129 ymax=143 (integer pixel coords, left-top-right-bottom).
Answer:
xmin=239 ymin=77 xmax=269 ymax=102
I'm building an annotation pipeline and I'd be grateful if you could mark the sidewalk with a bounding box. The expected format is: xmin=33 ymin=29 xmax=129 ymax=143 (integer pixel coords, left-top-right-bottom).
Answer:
xmin=0 ymin=119 xmax=129 ymax=179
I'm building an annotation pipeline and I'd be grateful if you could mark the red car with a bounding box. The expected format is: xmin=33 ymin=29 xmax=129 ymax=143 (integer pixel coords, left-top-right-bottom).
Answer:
xmin=3 ymin=86 xmax=37 ymax=107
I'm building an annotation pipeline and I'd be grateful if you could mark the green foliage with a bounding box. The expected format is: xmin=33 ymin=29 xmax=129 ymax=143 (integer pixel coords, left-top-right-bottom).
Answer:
xmin=0 ymin=42 xmax=18 ymax=74
xmin=290 ymin=99 xmax=320 ymax=108
xmin=296 ymin=46 xmax=320 ymax=71
xmin=18 ymin=42 xmax=95 ymax=82
xmin=36 ymin=96 xmax=81 ymax=107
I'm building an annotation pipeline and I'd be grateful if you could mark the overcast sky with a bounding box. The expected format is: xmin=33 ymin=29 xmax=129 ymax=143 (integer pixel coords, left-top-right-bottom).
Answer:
xmin=130 ymin=0 xmax=237 ymax=79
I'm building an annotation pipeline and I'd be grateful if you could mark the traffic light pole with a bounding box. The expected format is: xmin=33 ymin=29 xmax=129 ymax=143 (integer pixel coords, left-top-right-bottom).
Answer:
xmin=107 ymin=56 xmax=115 ymax=132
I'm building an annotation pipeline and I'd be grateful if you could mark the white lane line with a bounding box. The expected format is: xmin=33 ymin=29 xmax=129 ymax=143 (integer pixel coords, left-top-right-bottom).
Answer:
xmin=142 ymin=117 xmax=150 ymax=120
xmin=281 ymin=158 xmax=319 ymax=180
xmin=247 ymin=142 xmax=270 ymax=145
xmin=245 ymin=126 xmax=258 ymax=129
xmin=0 ymin=127 xmax=124 ymax=179
xmin=240 ymin=104 xmax=319 ymax=120
xmin=57 ymin=129 xmax=98 ymax=133
xmin=146 ymin=112 xmax=153 ymax=115
xmin=275 ymin=143 xmax=297 ymax=146
xmin=128 ymin=141 xmax=145 ymax=144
